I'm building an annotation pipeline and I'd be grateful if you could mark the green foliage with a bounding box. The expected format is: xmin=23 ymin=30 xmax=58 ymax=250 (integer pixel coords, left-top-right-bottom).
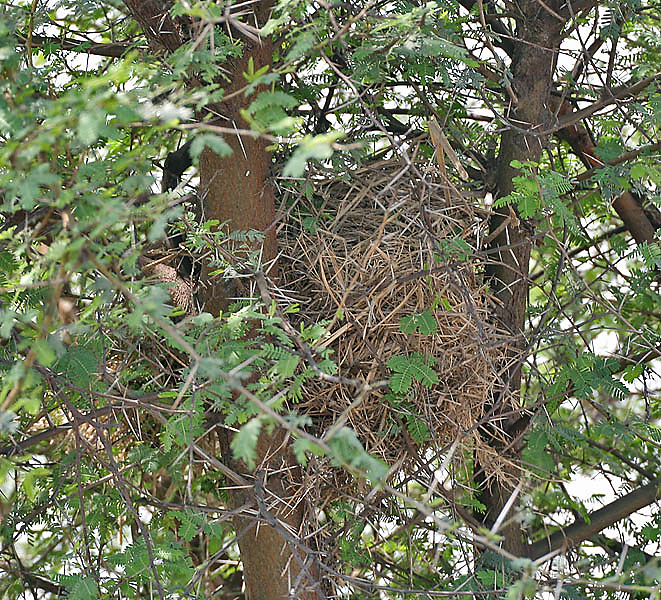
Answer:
xmin=635 ymin=240 xmax=661 ymax=269
xmin=327 ymin=427 xmax=389 ymax=482
xmin=231 ymin=416 xmax=263 ymax=469
xmin=400 ymin=310 xmax=438 ymax=335
xmin=494 ymin=160 xmax=580 ymax=234
xmin=283 ymin=131 xmax=345 ymax=177
xmin=552 ymin=353 xmax=630 ymax=401
xmin=495 ymin=164 xmax=542 ymax=218
xmin=243 ymin=89 xmax=300 ymax=134
xmin=521 ymin=428 xmax=555 ymax=475
xmin=54 ymin=344 xmax=99 ymax=387
xmin=161 ymin=397 xmax=205 ymax=452
xmin=435 ymin=237 xmax=473 ymax=262
xmin=386 ymin=395 xmax=431 ymax=444
xmin=387 ymin=353 xmax=439 ymax=394
xmin=189 ymin=133 xmax=233 ymax=161
xmin=60 ymin=575 xmax=97 ymax=600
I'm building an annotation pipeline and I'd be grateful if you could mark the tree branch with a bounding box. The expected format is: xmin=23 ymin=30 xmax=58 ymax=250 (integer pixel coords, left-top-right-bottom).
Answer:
xmin=15 ymin=33 xmax=134 ymax=58
xmin=0 ymin=406 xmax=113 ymax=457
xmin=616 ymin=344 xmax=661 ymax=373
xmin=576 ymin=141 xmax=661 ymax=183
xmin=0 ymin=562 xmax=67 ymax=597
xmin=552 ymin=96 xmax=658 ymax=245
xmin=21 ymin=572 xmax=67 ymax=596
xmin=548 ymin=74 xmax=661 ymax=134
xmin=528 ymin=479 xmax=661 ymax=559
xmin=530 ymin=226 xmax=627 ymax=282
xmin=455 ymin=0 xmax=515 ymax=56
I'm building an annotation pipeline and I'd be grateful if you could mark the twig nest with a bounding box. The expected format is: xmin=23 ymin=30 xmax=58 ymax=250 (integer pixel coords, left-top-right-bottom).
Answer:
xmin=277 ymin=159 xmax=513 ymax=486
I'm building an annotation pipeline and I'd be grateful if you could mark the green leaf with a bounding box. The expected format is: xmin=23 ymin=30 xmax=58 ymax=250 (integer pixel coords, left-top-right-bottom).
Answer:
xmin=274 ymin=352 xmax=299 ymax=378
xmin=399 ymin=311 xmax=437 ymax=335
xmin=13 ymin=164 xmax=60 ymax=210
xmin=636 ymin=241 xmax=661 ymax=269
xmin=32 ymin=338 xmax=56 ymax=367
xmin=387 ymin=353 xmax=438 ymax=393
xmin=630 ymin=162 xmax=647 ymax=179
xmin=293 ymin=438 xmax=325 ymax=465
xmin=121 ymin=542 xmax=151 ymax=578
xmin=476 ymin=568 xmax=505 ymax=588
xmin=161 ymin=398 xmax=204 ymax=452
xmin=169 ymin=510 xmax=203 ymax=542
xmin=389 ymin=371 xmax=413 ymax=394
xmin=623 ymin=364 xmax=643 ymax=383
xmin=231 ymin=417 xmax=262 ymax=469
xmin=243 ymin=56 xmax=270 ymax=82
xmin=494 ymin=173 xmax=541 ymax=218
xmin=506 ymin=578 xmax=537 ymax=600
xmin=327 ymin=427 xmax=388 ymax=483
xmin=435 ymin=238 xmax=473 ymax=262
xmin=522 ymin=429 xmax=555 ymax=474
xmin=0 ymin=457 xmax=12 ymax=486
xmin=22 ymin=466 xmax=50 ymax=501
xmin=78 ymin=111 xmax=104 ymax=145
xmin=189 ymin=134 xmax=233 ymax=161
xmin=249 ymin=90 xmax=298 ymax=112
xmin=55 ymin=346 xmax=98 ymax=387
xmin=0 ymin=250 xmax=18 ymax=275
xmin=283 ymin=132 xmax=344 ymax=177
xmin=405 ymin=413 xmax=430 ymax=444
xmin=67 ymin=575 xmax=98 ymax=600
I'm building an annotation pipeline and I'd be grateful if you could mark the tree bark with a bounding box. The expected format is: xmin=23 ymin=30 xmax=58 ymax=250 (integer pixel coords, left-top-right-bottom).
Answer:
xmin=199 ymin=31 xmax=277 ymax=315
xmin=122 ymin=0 xmax=183 ymax=52
xmin=194 ymin=23 xmax=321 ymax=600
xmin=201 ymin=29 xmax=319 ymax=600
xmin=121 ymin=1 xmax=318 ymax=597
xmin=479 ymin=6 xmax=566 ymax=557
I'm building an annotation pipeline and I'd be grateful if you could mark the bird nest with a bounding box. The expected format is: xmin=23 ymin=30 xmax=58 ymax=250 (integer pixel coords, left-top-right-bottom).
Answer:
xmin=276 ymin=158 xmax=515 ymax=487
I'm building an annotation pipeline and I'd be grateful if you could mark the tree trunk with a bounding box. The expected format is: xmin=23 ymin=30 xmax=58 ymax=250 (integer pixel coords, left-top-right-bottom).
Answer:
xmin=480 ymin=6 xmax=565 ymax=557
xmin=122 ymin=1 xmax=319 ymax=597
xmin=199 ymin=25 xmax=322 ymax=600
xmin=198 ymin=30 xmax=277 ymax=315
xmin=201 ymin=31 xmax=320 ymax=600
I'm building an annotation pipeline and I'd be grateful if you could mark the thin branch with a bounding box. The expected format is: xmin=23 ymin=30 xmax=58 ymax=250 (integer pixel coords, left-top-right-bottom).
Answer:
xmin=576 ymin=140 xmax=661 ymax=182
xmin=455 ymin=0 xmax=516 ymax=56
xmin=0 ymin=407 xmax=112 ymax=456
xmin=582 ymin=437 xmax=656 ymax=479
xmin=528 ymin=478 xmax=661 ymax=559
xmin=546 ymin=74 xmax=661 ymax=134
xmin=15 ymin=33 xmax=135 ymax=58
xmin=530 ymin=226 xmax=627 ymax=282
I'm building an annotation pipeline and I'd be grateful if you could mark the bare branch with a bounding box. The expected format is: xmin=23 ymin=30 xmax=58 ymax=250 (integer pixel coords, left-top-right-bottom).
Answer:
xmin=528 ymin=479 xmax=661 ymax=559
xmin=576 ymin=141 xmax=661 ymax=182
xmin=548 ymin=74 xmax=661 ymax=134
xmin=15 ymin=33 xmax=135 ymax=58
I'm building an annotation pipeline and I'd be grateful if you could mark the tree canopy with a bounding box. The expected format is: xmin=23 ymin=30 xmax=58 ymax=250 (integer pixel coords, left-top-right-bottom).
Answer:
xmin=1 ymin=0 xmax=661 ymax=599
